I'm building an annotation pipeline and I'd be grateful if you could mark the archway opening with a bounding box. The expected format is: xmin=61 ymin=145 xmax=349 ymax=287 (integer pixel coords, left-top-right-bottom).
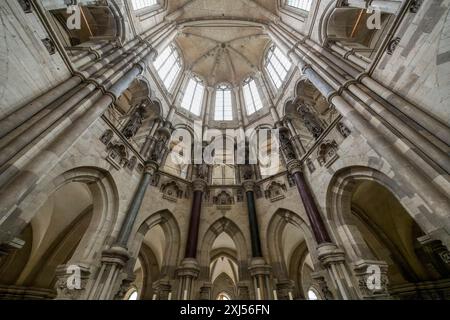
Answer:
xmin=350 ymin=180 xmax=450 ymax=299
xmin=0 ymin=181 xmax=95 ymax=299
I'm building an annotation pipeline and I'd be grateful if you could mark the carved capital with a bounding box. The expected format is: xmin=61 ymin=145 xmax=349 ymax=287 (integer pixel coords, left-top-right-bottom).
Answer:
xmin=248 ymin=257 xmax=272 ymax=277
xmin=286 ymin=159 xmax=303 ymax=175
xmin=101 ymin=246 xmax=130 ymax=268
xmin=242 ymin=180 xmax=256 ymax=192
xmin=192 ymin=179 xmax=208 ymax=192
xmin=144 ymin=160 xmax=159 ymax=175
xmin=316 ymin=243 xmax=346 ymax=267
xmin=177 ymin=258 xmax=200 ymax=278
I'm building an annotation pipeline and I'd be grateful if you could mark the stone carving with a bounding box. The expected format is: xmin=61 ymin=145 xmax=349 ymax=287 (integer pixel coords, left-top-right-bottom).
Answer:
xmin=311 ymin=272 xmax=334 ymax=300
xmin=297 ymin=104 xmax=324 ymax=139
xmin=236 ymin=189 xmax=244 ymax=202
xmin=254 ymin=185 xmax=263 ymax=199
xmin=18 ymin=0 xmax=32 ymax=13
xmin=196 ymin=163 xmax=209 ymax=180
xmin=409 ymin=0 xmax=423 ymax=13
xmin=150 ymin=137 xmax=167 ymax=163
xmin=387 ymin=37 xmax=401 ymax=55
xmin=241 ymin=164 xmax=254 ymax=180
xmin=287 ymin=174 xmax=295 ymax=187
xmin=127 ymin=156 xmax=137 ymax=171
xmin=264 ymin=181 xmax=287 ymax=202
xmin=317 ymin=140 xmax=339 ymax=167
xmin=337 ymin=121 xmax=351 ymax=138
xmin=41 ymin=38 xmax=56 ymax=55
xmin=213 ymin=190 xmax=234 ymax=205
xmin=106 ymin=142 xmax=129 ymax=170
xmin=150 ymin=172 xmax=160 ymax=187
xmin=279 ymin=127 xmax=296 ymax=161
xmin=122 ymin=106 xmax=145 ymax=139
xmin=100 ymin=129 xmax=114 ymax=145
xmin=160 ymin=181 xmax=183 ymax=202
xmin=306 ymin=158 xmax=315 ymax=173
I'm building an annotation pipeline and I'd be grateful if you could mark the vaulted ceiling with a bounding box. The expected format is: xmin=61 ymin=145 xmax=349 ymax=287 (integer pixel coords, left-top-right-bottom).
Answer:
xmin=169 ymin=0 xmax=280 ymax=86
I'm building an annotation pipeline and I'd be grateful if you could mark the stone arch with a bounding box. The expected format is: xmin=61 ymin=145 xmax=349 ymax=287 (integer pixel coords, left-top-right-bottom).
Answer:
xmin=325 ymin=166 xmax=450 ymax=298
xmin=326 ymin=166 xmax=436 ymax=261
xmin=0 ymin=166 xmax=119 ymax=298
xmin=198 ymin=217 xmax=251 ymax=283
xmin=129 ymin=210 xmax=181 ymax=279
xmin=265 ymin=208 xmax=317 ymax=280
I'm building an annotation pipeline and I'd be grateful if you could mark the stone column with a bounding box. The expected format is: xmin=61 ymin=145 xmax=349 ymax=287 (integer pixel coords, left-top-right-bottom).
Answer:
xmin=243 ymin=181 xmax=263 ymax=258
xmin=278 ymin=126 xmax=358 ymax=299
xmin=286 ymin=160 xmax=331 ymax=244
xmin=176 ymin=178 xmax=207 ymax=299
xmin=241 ymin=175 xmax=273 ymax=300
xmin=84 ymin=124 xmax=171 ymax=300
xmin=116 ymin=161 xmax=160 ymax=247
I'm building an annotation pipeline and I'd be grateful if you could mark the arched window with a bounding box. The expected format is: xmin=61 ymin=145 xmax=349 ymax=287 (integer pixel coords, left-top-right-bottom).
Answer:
xmin=131 ymin=0 xmax=158 ymax=10
xmin=217 ymin=292 xmax=231 ymax=300
xmin=243 ymin=78 xmax=263 ymax=115
xmin=181 ymin=76 xmax=205 ymax=116
xmin=287 ymin=0 xmax=313 ymax=11
xmin=307 ymin=288 xmax=319 ymax=300
xmin=154 ymin=44 xmax=182 ymax=91
xmin=265 ymin=46 xmax=292 ymax=90
xmin=125 ymin=288 xmax=139 ymax=300
xmin=215 ymin=84 xmax=233 ymax=121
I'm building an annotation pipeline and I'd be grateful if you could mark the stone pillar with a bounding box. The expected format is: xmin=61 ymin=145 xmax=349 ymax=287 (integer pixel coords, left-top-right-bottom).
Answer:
xmin=275 ymin=279 xmax=296 ymax=300
xmin=153 ymin=279 xmax=173 ymax=300
xmin=117 ymin=161 xmax=160 ymax=247
xmin=278 ymin=126 xmax=358 ymax=299
xmin=237 ymin=281 xmax=251 ymax=299
xmin=316 ymin=243 xmax=359 ymax=300
xmin=199 ymin=282 xmax=213 ymax=300
xmin=243 ymin=181 xmax=263 ymax=258
xmin=176 ymin=177 xmax=207 ymax=299
xmin=249 ymin=257 xmax=273 ymax=300
xmin=184 ymin=179 xmax=207 ymax=259
xmin=287 ymin=160 xmax=331 ymax=244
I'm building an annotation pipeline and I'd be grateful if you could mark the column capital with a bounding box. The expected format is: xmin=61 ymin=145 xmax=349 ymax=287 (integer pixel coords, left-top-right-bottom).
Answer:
xmin=286 ymin=159 xmax=303 ymax=175
xmin=248 ymin=257 xmax=272 ymax=277
xmin=242 ymin=180 xmax=256 ymax=192
xmin=144 ymin=160 xmax=159 ymax=175
xmin=316 ymin=243 xmax=345 ymax=268
xmin=192 ymin=179 xmax=208 ymax=192
xmin=101 ymin=245 xmax=130 ymax=267
xmin=176 ymin=258 xmax=201 ymax=278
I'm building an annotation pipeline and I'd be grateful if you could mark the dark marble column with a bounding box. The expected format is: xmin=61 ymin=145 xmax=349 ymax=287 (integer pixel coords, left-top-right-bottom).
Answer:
xmin=288 ymin=160 xmax=331 ymax=244
xmin=184 ymin=179 xmax=207 ymax=258
xmin=243 ymin=181 xmax=263 ymax=258
xmin=278 ymin=125 xmax=331 ymax=245
xmin=116 ymin=161 xmax=158 ymax=247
